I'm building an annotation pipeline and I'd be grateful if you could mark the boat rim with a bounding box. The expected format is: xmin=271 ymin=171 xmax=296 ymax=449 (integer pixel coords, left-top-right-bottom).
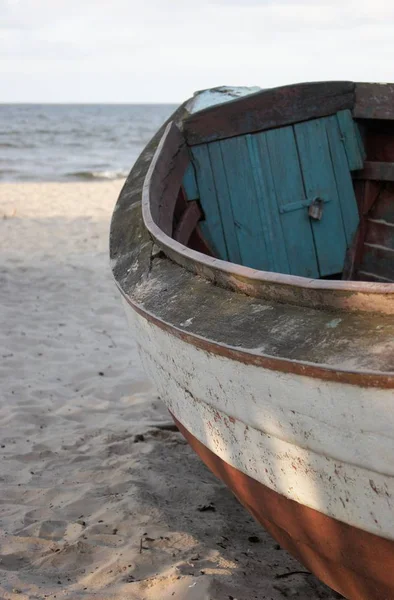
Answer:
xmin=142 ymin=120 xmax=394 ymax=303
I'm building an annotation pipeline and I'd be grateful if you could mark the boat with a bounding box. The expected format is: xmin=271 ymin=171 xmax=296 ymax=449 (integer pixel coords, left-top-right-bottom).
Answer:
xmin=110 ymin=82 xmax=394 ymax=600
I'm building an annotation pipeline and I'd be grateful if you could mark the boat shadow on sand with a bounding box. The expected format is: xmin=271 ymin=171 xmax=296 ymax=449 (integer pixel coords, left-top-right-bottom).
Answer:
xmin=120 ymin=421 xmax=344 ymax=599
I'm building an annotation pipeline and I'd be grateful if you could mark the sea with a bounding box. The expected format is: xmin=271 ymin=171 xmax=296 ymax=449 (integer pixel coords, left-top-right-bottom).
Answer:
xmin=0 ymin=104 xmax=178 ymax=182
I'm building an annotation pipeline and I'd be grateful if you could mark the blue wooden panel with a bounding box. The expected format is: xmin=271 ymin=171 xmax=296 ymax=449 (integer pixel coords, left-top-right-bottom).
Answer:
xmin=246 ymin=133 xmax=290 ymax=274
xmin=336 ymin=109 xmax=365 ymax=170
xmin=182 ymin=162 xmax=199 ymax=200
xmin=294 ymin=118 xmax=347 ymax=276
xmin=190 ymin=144 xmax=228 ymax=260
xmin=325 ymin=115 xmax=360 ymax=247
xmin=218 ymin=136 xmax=270 ymax=270
xmin=262 ymin=126 xmax=320 ymax=278
xmin=208 ymin=142 xmax=242 ymax=264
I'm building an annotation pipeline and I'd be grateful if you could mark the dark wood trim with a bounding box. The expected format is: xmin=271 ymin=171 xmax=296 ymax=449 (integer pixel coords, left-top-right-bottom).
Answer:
xmin=173 ymin=200 xmax=202 ymax=245
xmin=184 ymin=81 xmax=355 ymax=145
xmin=343 ymin=181 xmax=381 ymax=280
xmin=188 ymin=225 xmax=214 ymax=257
xmin=354 ymin=161 xmax=394 ymax=182
xmin=354 ymin=83 xmax=394 ymax=120
xmin=142 ymin=121 xmax=394 ymax=314
xmin=175 ymin=417 xmax=394 ymax=600
xmin=148 ymin=124 xmax=189 ymax=236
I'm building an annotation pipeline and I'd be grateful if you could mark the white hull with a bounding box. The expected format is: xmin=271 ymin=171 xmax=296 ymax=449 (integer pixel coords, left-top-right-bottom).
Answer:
xmin=124 ymin=301 xmax=394 ymax=541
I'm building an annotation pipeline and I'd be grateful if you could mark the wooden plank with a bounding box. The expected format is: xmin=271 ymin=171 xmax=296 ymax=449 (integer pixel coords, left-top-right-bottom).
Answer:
xmin=150 ymin=123 xmax=187 ymax=235
xmin=218 ymin=136 xmax=271 ymax=270
xmin=358 ymin=270 xmax=394 ymax=283
xmin=360 ymin=244 xmax=394 ymax=281
xmin=325 ymin=115 xmax=360 ymax=246
xmin=188 ymin=225 xmax=214 ymax=257
xmin=182 ymin=162 xmax=199 ymax=200
xmin=342 ymin=179 xmax=366 ymax=281
xmin=173 ymin=186 xmax=187 ymax=226
xmin=148 ymin=123 xmax=189 ymax=236
xmin=184 ymin=81 xmax=355 ymax=146
xmin=173 ymin=200 xmax=202 ymax=246
xmin=190 ymin=144 xmax=228 ymax=260
xmin=365 ymin=219 xmax=394 ymax=251
xmin=294 ymin=118 xmax=348 ymax=276
xmin=256 ymin=127 xmax=319 ymax=278
xmin=353 ymin=161 xmax=394 ymax=182
xmin=336 ymin=110 xmax=365 ymax=170
xmin=245 ymin=134 xmax=289 ymax=274
xmin=354 ymin=83 xmax=394 ymax=120
xmin=363 ymin=121 xmax=394 ymax=162
xmin=368 ymin=185 xmax=394 ymax=221
xmin=207 ymin=142 xmax=242 ymax=264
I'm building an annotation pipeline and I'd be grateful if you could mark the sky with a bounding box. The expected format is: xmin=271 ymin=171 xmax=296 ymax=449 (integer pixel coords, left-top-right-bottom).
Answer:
xmin=1 ymin=0 xmax=394 ymax=103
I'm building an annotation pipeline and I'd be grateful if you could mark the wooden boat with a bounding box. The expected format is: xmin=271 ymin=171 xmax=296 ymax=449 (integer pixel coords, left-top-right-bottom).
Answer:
xmin=110 ymin=82 xmax=394 ymax=600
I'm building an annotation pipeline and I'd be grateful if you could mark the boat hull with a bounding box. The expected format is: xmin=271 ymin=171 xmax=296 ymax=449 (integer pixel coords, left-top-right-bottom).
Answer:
xmin=124 ymin=303 xmax=394 ymax=600
xmin=174 ymin=415 xmax=394 ymax=600
xmin=110 ymin=87 xmax=394 ymax=600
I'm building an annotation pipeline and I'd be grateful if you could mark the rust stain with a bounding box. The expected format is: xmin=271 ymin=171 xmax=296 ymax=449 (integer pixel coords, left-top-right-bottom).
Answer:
xmin=172 ymin=413 xmax=394 ymax=600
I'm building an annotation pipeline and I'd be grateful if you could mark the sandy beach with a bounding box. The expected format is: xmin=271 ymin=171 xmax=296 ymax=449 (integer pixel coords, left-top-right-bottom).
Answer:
xmin=0 ymin=181 xmax=342 ymax=600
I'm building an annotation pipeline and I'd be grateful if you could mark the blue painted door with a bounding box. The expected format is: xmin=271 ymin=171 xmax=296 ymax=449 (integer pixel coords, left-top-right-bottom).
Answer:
xmin=183 ymin=110 xmax=363 ymax=278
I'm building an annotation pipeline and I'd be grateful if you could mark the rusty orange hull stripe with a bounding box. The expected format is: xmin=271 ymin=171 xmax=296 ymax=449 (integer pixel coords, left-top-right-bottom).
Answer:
xmin=172 ymin=415 xmax=394 ymax=600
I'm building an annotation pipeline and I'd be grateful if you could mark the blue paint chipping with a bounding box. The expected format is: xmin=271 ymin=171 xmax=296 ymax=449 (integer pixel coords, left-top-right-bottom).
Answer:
xmin=336 ymin=110 xmax=365 ymax=170
xmin=263 ymin=126 xmax=319 ymax=278
xmin=219 ymin=136 xmax=270 ymax=270
xmin=182 ymin=162 xmax=199 ymax=201
xmin=186 ymin=111 xmax=363 ymax=278
xmin=208 ymin=142 xmax=242 ymax=264
xmin=190 ymin=144 xmax=229 ymax=260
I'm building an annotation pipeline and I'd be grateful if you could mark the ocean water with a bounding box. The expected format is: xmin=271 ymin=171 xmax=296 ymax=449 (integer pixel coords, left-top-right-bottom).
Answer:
xmin=0 ymin=104 xmax=177 ymax=182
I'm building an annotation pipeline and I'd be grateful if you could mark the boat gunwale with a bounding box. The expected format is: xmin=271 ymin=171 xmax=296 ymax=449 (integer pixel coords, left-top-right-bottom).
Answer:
xmin=142 ymin=120 xmax=394 ymax=314
xmin=110 ymin=93 xmax=394 ymax=389
xmin=117 ymin=283 xmax=394 ymax=388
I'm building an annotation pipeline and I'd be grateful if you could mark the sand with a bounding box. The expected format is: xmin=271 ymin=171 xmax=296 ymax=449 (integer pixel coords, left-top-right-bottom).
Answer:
xmin=0 ymin=181 xmax=342 ymax=600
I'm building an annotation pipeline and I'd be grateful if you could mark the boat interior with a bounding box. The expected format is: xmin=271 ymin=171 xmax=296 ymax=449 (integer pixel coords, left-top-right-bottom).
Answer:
xmin=146 ymin=82 xmax=394 ymax=285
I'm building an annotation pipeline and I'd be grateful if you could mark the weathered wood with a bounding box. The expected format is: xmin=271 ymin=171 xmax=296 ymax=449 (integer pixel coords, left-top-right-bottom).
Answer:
xmin=364 ymin=121 xmax=394 ymax=162
xmin=188 ymin=225 xmax=214 ymax=257
xmin=259 ymin=127 xmax=318 ymax=277
xmin=361 ymin=244 xmax=394 ymax=281
xmin=354 ymin=83 xmax=394 ymax=120
xmin=148 ymin=122 xmax=189 ymax=236
xmin=246 ymin=132 xmax=291 ymax=274
xmin=358 ymin=270 xmax=394 ymax=283
xmin=342 ymin=179 xmax=365 ymax=281
xmin=184 ymin=81 xmax=355 ymax=145
xmin=218 ymin=135 xmax=270 ymax=270
xmin=140 ymin=106 xmax=394 ymax=315
xmin=173 ymin=200 xmax=202 ymax=246
xmin=325 ymin=115 xmax=360 ymax=246
xmin=207 ymin=142 xmax=242 ymax=265
xmin=294 ymin=118 xmax=348 ymax=276
xmin=336 ymin=110 xmax=365 ymax=170
xmin=182 ymin=162 xmax=199 ymax=200
xmin=354 ymin=161 xmax=394 ymax=182
xmin=369 ymin=185 xmax=394 ymax=221
xmin=365 ymin=219 xmax=394 ymax=251
xmin=190 ymin=144 xmax=229 ymax=259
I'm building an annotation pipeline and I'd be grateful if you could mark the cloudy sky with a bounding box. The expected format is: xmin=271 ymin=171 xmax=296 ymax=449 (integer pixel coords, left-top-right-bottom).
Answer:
xmin=1 ymin=0 xmax=394 ymax=103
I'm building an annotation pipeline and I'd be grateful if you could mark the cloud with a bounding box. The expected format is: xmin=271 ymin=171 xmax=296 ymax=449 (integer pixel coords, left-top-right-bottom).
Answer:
xmin=1 ymin=0 xmax=394 ymax=101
